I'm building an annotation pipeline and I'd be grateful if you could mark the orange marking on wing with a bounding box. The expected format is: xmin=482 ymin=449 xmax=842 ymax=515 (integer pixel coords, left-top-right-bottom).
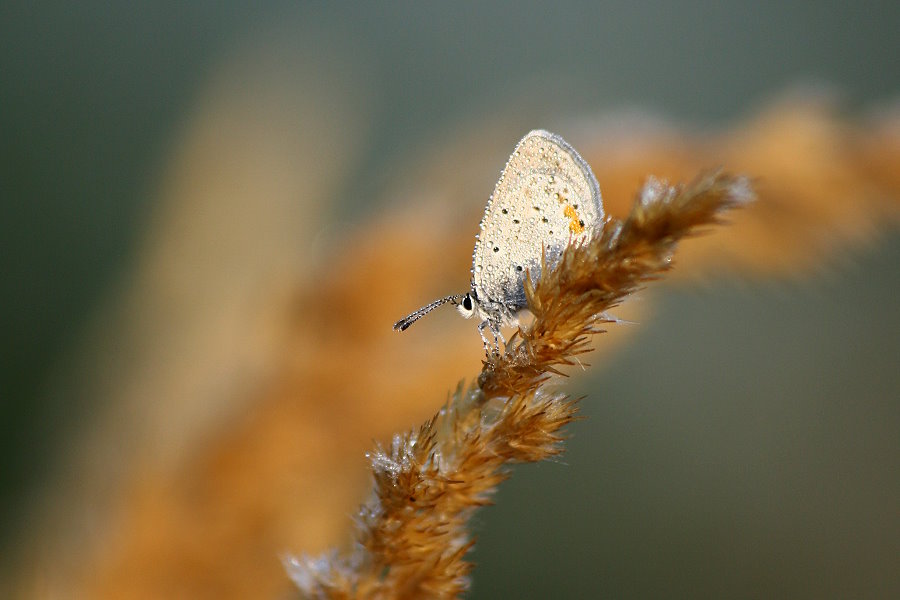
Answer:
xmin=565 ymin=205 xmax=584 ymax=234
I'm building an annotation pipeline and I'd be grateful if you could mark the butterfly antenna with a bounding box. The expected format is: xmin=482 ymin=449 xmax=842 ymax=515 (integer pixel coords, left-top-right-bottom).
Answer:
xmin=393 ymin=294 xmax=464 ymax=332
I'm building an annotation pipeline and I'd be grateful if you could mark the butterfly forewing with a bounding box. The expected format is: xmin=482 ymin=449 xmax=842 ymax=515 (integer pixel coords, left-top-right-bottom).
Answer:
xmin=472 ymin=130 xmax=604 ymax=310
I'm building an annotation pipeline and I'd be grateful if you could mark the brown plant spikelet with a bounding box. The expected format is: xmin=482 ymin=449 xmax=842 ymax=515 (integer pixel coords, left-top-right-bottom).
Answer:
xmin=285 ymin=171 xmax=753 ymax=598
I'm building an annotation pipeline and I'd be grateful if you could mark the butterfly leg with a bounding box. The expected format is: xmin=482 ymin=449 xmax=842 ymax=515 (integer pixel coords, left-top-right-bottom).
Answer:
xmin=477 ymin=320 xmax=499 ymax=356
xmin=478 ymin=319 xmax=504 ymax=356
xmin=490 ymin=321 xmax=505 ymax=353
xmin=477 ymin=320 xmax=492 ymax=354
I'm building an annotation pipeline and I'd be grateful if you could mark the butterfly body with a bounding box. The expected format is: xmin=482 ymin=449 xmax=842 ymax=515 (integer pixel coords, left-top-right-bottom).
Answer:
xmin=394 ymin=129 xmax=604 ymax=353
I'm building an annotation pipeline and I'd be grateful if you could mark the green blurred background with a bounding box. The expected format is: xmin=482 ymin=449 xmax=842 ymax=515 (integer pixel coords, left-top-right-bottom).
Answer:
xmin=2 ymin=2 xmax=899 ymax=597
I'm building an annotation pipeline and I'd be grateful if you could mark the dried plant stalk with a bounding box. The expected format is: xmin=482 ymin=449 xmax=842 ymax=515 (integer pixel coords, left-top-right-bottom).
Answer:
xmin=285 ymin=171 xmax=753 ymax=599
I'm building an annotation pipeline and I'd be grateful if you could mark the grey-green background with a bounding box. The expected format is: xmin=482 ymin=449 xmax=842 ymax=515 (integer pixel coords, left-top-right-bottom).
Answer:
xmin=2 ymin=2 xmax=899 ymax=597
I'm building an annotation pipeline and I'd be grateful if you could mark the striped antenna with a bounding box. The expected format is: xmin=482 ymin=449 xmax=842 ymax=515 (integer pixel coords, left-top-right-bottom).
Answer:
xmin=393 ymin=294 xmax=464 ymax=331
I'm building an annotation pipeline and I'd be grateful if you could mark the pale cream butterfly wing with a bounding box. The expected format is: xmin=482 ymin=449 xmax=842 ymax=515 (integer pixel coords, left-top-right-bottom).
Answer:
xmin=472 ymin=129 xmax=604 ymax=312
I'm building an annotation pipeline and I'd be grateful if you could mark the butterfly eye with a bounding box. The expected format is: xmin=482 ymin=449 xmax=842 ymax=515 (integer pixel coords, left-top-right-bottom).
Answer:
xmin=462 ymin=294 xmax=473 ymax=311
